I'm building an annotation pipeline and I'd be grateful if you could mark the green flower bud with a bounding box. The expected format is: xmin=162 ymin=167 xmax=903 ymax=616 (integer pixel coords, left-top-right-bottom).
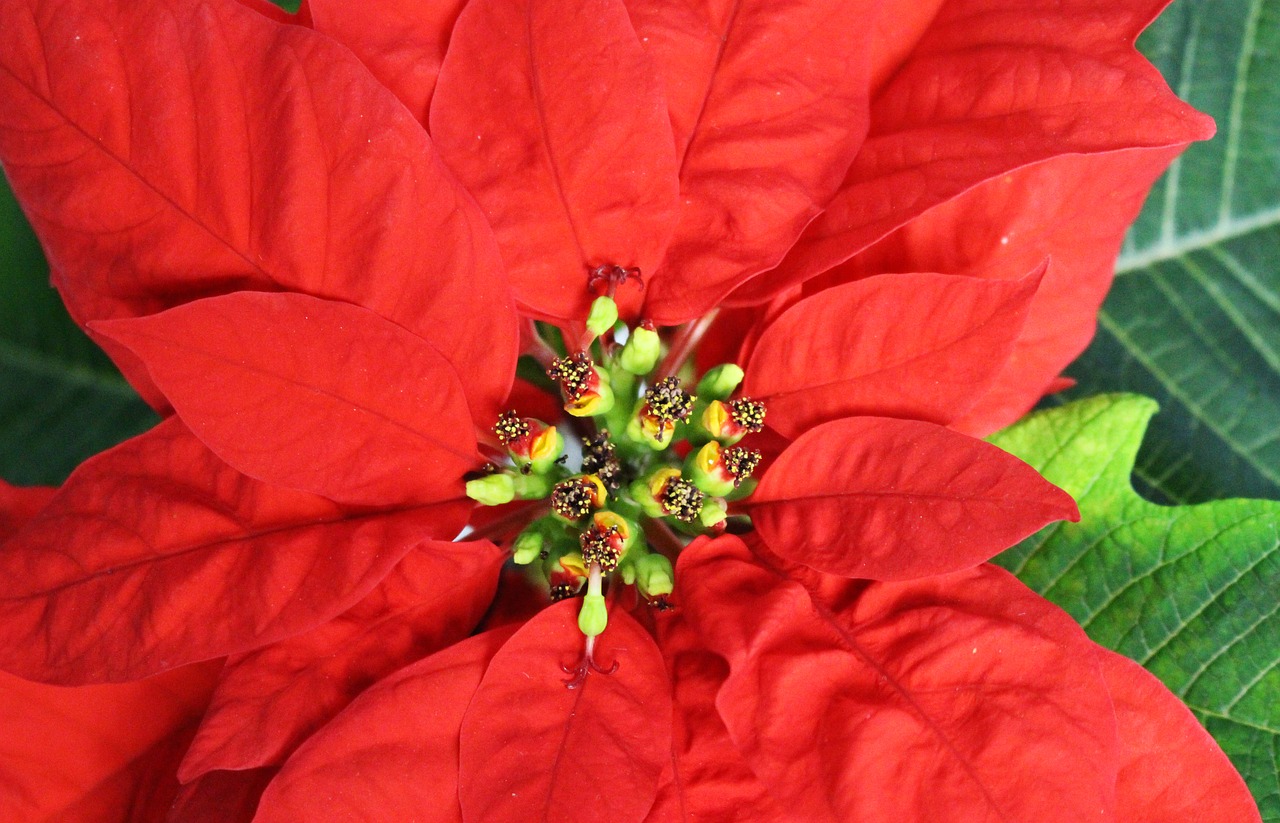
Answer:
xmin=587 ymin=296 xmax=619 ymax=338
xmin=635 ymin=554 xmax=674 ymax=599
xmin=512 ymin=471 xmax=556 ymax=500
xmin=696 ymin=363 xmax=744 ymax=401
xmin=578 ymin=593 xmax=608 ymax=637
xmin=465 ymin=473 xmax=515 ymax=506
xmin=511 ymin=528 xmax=545 ymax=565
xmin=699 ymin=497 xmax=728 ymax=529
xmin=618 ymin=325 xmax=662 ymax=375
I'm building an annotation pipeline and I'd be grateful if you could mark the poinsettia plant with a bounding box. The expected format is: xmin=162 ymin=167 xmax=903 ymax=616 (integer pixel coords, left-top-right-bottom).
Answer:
xmin=0 ymin=0 xmax=1264 ymax=820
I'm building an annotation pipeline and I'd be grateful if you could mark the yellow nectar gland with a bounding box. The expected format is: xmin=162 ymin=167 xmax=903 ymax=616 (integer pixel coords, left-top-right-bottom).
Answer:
xmin=702 ymin=400 xmax=731 ymax=438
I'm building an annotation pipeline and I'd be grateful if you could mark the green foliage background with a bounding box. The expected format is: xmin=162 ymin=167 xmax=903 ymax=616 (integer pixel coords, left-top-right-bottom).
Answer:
xmin=0 ymin=0 xmax=1276 ymax=813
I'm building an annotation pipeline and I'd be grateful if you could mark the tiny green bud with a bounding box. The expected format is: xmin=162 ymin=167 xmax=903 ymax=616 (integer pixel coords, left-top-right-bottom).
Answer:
xmin=465 ymin=473 xmax=515 ymax=506
xmin=511 ymin=528 xmax=545 ymax=565
xmin=578 ymin=593 xmax=609 ymax=637
xmin=699 ymin=497 xmax=728 ymax=529
xmin=696 ymin=364 xmax=744 ymax=400
xmin=587 ymin=296 xmax=619 ymax=338
xmin=618 ymin=325 xmax=662 ymax=375
xmin=635 ymin=554 xmax=674 ymax=599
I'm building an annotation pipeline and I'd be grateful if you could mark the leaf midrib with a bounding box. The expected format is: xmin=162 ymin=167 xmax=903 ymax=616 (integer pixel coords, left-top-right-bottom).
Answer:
xmin=0 ymin=337 xmax=137 ymax=397
xmin=1115 ymin=206 xmax=1280 ymax=274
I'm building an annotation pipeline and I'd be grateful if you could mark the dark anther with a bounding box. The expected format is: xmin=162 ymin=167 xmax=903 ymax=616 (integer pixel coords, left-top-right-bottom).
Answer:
xmin=728 ymin=398 xmax=767 ymax=433
xmin=723 ymin=447 xmax=762 ymax=485
xmin=644 ymin=377 xmax=695 ymax=423
xmin=547 ymin=352 xmax=594 ymax=400
xmin=587 ymin=264 xmax=643 ymax=296
xmin=549 ymin=582 xmax=579 ymax=602
xmin=660 ymin=477 xmax=705 ymax=523
xmin=493 ymin=410 xmax=529 ymax=446
xmin=463 ymin=463 xmax=500 ymax=482
xmin=649 ymin=596 xmax=674 ymax=612
xmin=551 ymin=477 xmax=597 ymax=520
xmin=580 ymin=526 xmax=622 ymax=572
xmin=581 ymin=432 xmax=622 ymax=490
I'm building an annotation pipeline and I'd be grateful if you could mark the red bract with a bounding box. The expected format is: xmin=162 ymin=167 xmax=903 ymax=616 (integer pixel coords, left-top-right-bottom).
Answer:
xmin=0 ymin=483 xmax=221 ymax=821
xmin=235 ymin=536 xmax=1259 ymax=823
xmin=0 ymin=0 xmax=1252 ymax=820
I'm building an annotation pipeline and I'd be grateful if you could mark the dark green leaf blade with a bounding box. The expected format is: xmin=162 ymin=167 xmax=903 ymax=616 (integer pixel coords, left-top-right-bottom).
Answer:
xmin=0 ymin=175 xmax=156 ymax=486
xmin=1060 ymin=0 xmax=1280 ymax=504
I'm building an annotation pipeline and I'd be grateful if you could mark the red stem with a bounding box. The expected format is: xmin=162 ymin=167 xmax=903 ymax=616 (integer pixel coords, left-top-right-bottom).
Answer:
xmin=642 ymin=516 xmax=685 ymax=560
xmin=524 ymin=318 xmax=560 ymax=369
xmin=655 ymin=309 xmax=719 ymax=381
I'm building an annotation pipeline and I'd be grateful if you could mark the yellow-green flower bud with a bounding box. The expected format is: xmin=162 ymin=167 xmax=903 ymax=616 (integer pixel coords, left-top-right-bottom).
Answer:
xmin=512 ymin=472 xmax=556 ymax=500
xmin=618 ymin=325 xmax=662 ymax=375
xmin=578 ymin=593 xmax=608 ymax=637
xmin=465 ymin=473 xmax=515 ymax=506
xmin=635 ymin=554 xmax=674 ymax=599
xmin=587 ymin=296 xmax=619 ymax=338
xmin=699 ymin=497 xmax=728 ymax=529
xmin=511 ymin=528 xmax=545 ymax=565
xmin=696 ymin=363 xmax=744 ymax=400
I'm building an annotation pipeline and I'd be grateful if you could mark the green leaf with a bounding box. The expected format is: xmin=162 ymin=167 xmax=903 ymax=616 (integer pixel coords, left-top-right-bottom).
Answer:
xmin=992 ymin=394 xmax=1279 ymax=819
xmin=0 ymin=175 xmax=157 ymax=486
xmin=1059 ymin=0 xmax=1280 ymax=505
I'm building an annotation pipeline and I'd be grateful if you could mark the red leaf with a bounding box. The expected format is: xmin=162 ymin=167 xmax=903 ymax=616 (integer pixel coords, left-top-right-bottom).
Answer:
xmin=180 ymin=540 xmax=504 ymax=778
xmin=823 ymin=146 xmax=1187 ymax=435
xmin=0 ymin=417 xmax=468 ymax=684
xmin=430 ymin=0 xmax=680 ymax=322
xmin=630 ymin=0 xmax=879 ymax=324
xmin=0 ymin=0 xmax=515 ymax=420
xmin=166 ymin=767 xmax=276 ymax=823
xmin=680 ymin=537 xmax=1121 ymax=822
xmin=0 ymin=663 xmax=217 ymax=822
xmin=749 ymin=416 xmax=1078 ymax=579
xmin=744 ymin=267 xmax=1043 ymax=438
xmin=459 ymin=601 xmax=671 ymax=823
xmin=253 ymin=628 xmax=515 ymax=823
xmin=96 ymin=292 xmax=479 ymax=507
xmin=307 ymin=0 xmax=465 ymax=125
xmin=1099 ymin=649 xmax=1262 ymax=822
xmin=737 ymin=0 xmax=1215 ymax=304
xmin=645 ymin=610 xmax=788 ymax=823
xmin=0 ymin=480 xmax=55 ymax=540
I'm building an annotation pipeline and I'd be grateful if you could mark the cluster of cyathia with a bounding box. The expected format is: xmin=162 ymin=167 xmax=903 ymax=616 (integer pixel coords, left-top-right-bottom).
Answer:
xmin=466 ymin=295 xmax=765 ymax=648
